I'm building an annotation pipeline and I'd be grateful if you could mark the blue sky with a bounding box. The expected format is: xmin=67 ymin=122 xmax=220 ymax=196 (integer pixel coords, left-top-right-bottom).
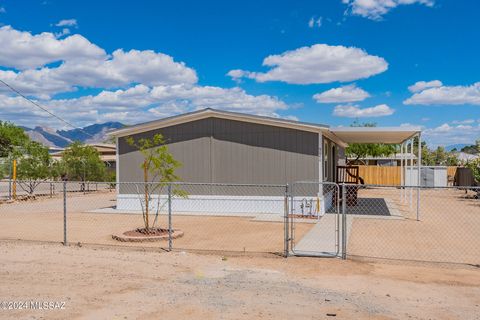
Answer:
xmin=0 ymin=0 xmax=479 ymax=147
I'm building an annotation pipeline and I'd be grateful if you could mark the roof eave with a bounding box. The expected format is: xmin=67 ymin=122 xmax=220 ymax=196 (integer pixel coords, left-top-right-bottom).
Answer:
xmin=108 ymin=108 xmax=329 ymax=138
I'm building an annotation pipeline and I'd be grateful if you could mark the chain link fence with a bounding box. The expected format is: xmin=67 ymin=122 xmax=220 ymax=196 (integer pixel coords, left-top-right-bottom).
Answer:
xmin=0 ymin=180 xmax=478 ymax=265
xmin=289 ymin=182 xmax=341 ymax=257
xmin=344 ymin=184 xmax=480 ymax=265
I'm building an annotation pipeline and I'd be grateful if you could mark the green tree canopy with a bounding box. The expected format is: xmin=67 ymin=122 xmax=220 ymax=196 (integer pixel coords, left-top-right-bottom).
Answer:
xmin=466 ymin=158 xmax=480 ymax=183
xmin=0 ymin=121 xmax=30 ymax=158
xmin=126 ymin=134 xmax=183 ymax=232
xmin=60 ymin=142 xmax=107 ymax=181
xmin=126 ymin=134 xmax=182 ymax=184
xmin=16 ymin=141 xmax=52 ymax=195
xmin=461 ymin=139 xmax=480 ymax=155
xmin=408 ymin=138 xmax=460 ymax=166
xmin=345 ymin=121 xmax=397 ymax=162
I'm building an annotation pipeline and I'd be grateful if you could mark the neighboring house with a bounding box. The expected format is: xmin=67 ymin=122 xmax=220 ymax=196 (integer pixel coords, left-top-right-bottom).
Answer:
xmin=109 ymin=108 xmax=421 ymax=214
xmin=455 ymin=152 xmax=479 ymax=165
xmin=50 ymin=143 xmax=116 ymax=171
xmin=349 ymin=153 xmax=417 ymax=166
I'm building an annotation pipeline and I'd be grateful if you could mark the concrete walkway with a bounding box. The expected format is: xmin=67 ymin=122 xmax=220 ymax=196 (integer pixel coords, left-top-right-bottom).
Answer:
xmin=292 ymin=214 xmax=341 ymax=256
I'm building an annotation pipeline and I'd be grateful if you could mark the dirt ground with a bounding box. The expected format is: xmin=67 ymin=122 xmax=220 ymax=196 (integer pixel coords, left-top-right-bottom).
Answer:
xmin=0 ymin=187 xmax=479 ymax=264
xmin=0 ymin=191 xmax=314 ymax=253
xmin=347 ymin=187 xmax=480 ymax=264
xmin=0 ymin=241 xmax=479 ymax=320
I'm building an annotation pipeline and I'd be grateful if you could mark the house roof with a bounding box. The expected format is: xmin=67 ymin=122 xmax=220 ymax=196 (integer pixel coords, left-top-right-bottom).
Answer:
xmin=329 ymin=127 xmax=421 ymax=144
xmin=50 ymin=143 xmax=116 ymax=162
xmin=108 ymin=108 xmax=421 ymax=147
xmin=456 ymin=152 xmax=479 ymax=162
xmin=109 ymin=107 xmax=329 ymax=135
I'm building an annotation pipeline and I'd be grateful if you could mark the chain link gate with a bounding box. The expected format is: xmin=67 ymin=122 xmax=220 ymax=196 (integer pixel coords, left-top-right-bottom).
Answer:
xmin=287 ymin=182 xmax=343 ymax=257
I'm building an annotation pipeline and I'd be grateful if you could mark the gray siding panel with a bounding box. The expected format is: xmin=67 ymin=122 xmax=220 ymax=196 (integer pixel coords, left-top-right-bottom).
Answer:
xmin=118 ymin=117 xmax=319 ymax=195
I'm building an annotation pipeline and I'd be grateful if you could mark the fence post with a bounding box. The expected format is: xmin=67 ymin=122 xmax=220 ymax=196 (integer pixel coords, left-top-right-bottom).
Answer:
xmin=168 ymin=183 xmax=172 ymax=252
xmin=8 ymin=160 xmax=12 ymax=200
xmin=284 ymin=184 xmax=289 ymax=258
xmin=341 ymin=183 xmax=347 ymax=260
xmin=416 ymin=133 xmax=422 ymax=221
xmin=63 ymin=181 xmax=67 ymax=246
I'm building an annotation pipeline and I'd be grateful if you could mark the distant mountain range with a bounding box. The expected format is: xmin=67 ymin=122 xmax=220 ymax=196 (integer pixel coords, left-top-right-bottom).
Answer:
xmin=445 ymin=144 xmax=470 ymax=152
xmin=21 ymin=122 xmax=124 ymax=148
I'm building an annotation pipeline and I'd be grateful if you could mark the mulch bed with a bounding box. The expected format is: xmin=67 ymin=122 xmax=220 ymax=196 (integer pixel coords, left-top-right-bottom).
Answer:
xmin=123 ymin=227 xmax=169 ymax=237
xmin=112 ymin=227 xmax=184 ymax=242
xmin=288 ymin=214 xmax=323 ymax=220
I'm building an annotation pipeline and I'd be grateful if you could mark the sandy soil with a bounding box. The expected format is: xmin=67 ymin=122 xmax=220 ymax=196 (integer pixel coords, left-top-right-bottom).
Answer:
xmin=0 ymin=241 xmax=479 ymax=320
xmin=348 ymin=188 xmax=480 ymax=264
xmin=0 ymin=192 xmax=314 ymax=254
xmin=0 ymin=187 xmax=479 ymax=264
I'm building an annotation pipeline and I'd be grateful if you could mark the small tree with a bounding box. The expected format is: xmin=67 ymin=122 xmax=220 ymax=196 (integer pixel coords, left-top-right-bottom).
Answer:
xmin=60 ymin=142 xmax=107 ymax=181
xmin=0 ymin=121 xmax=30 ymax=158
xmin=466 ymin=158 xmax=480 ymax=184
xmin=16 ymin=141 xmax=52 ymax=196
xmin=126 ymin=134 xmax=183 ymax=233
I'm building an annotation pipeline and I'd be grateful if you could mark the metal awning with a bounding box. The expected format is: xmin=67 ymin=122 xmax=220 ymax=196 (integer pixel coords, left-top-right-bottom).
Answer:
xmin=329 ymin=127 xmax=421 ymax=144
xmin=329 ymin=126 xmax=423 ymax=221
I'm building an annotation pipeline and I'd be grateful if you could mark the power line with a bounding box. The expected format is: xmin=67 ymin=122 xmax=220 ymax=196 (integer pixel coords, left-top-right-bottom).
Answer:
xmin=0 ymin=79 xmax=94 ymax=137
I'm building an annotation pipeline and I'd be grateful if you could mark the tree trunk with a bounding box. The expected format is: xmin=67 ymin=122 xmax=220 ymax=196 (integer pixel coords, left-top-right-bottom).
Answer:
xmin=143 ymin=160 xmax=149 ymax=231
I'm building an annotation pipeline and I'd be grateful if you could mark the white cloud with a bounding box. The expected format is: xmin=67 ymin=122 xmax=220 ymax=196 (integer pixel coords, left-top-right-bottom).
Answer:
xmin=343 ymin=0 xmax=435 ymax=20
xmin=451 ymin=119 xmax=475 ymax=125
xmin=0 ymin=25 xmax=106 ymax=70
xmin=0 ymin=26 xmax=293 ymax=129
xmin=408 ymin=80 xmax=442 ymax=93
xmin=333 ymin=103 xmax=394 ymax=117
xmin=55 ymin=19 xmax=78 ymax=27
xmin=423 ymin=123 xmax=480 ymax=147
xmin=0 ymin=84 xmax=291 ymax=128
xmin=227 ymin=69 xmax=256 ymax=82
xmin=227 ymin=44 xmax=388 ymax=84
xmin=54 ymin=28 xmax=71 ymax=38
xmin=149 ymin=85 xmax=288 ymax=116
xmin=313 ymin=84 xmax=370 ymax=103
xmin=308 ymin=16 xmax=322 ymax=28
xmin=404 ymin=82 xmax=480 ymax=105
xmin=0 ymin=26 xmax=198 ymax=97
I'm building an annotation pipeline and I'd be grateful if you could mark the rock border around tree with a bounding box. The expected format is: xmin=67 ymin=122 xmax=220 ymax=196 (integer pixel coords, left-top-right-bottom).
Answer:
xmin=112 ymin=227 xmax=184 ymax=242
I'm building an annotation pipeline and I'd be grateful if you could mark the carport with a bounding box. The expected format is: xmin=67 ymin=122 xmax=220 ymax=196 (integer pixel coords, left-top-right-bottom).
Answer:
xmin=329 ymin=126 xmax=423 ymax=220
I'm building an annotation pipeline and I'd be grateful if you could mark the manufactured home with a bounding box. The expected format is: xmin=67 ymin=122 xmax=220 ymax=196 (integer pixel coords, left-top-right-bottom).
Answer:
xmin=109 ymin=108 xmax=422 ymax=214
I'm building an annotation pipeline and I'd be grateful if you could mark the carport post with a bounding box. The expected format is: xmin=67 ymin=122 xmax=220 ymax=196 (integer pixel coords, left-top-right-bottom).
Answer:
xmin=409 ymin=139 xmax=413 ymax=209
xmin=168 ymin=183 xmax=172 ymax=251
xmin=400 ymin=142 xmax=404 ymax=202
xmin=416 ymin=133 xmax=422 ymax=221
xmin=63 ymin=181 xmax=67 ymax=246
xmin=284 ymin=184 xmax=289 ymax=258
xmin=341 ymin=183 xmax=347 ymax=260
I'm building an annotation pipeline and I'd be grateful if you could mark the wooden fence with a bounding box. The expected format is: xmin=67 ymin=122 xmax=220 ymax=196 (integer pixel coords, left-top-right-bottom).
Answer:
xmin=357 ymin=165 xmax=458 ymax=186
xmin=358 ymin=166 xmax=400 ymax=185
